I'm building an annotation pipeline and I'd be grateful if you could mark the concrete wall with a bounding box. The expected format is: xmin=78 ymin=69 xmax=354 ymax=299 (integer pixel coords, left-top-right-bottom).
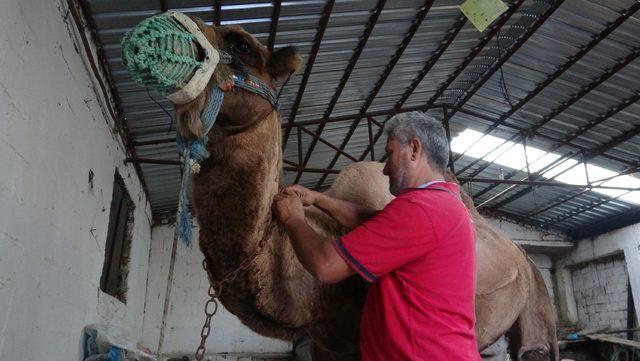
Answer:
xmin=142 ymin=225 xmax=291 ymax=358
xmin=571 ymin=254 xmax=629 ymax=329
xmin=0 ymin=1 xmax=154 ymax=360
xmin=555 ymin=222 xmax=640 ymax=326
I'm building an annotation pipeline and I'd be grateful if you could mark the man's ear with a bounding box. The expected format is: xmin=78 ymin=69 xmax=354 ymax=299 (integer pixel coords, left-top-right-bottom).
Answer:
xmin=410 ymin=138 xmax=422 ymax=161
xmin=269 ymin=46 xmax=302 ymax=81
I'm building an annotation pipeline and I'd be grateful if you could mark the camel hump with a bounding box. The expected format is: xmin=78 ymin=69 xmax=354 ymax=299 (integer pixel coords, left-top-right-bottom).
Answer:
xmin=325 ymin=161 xmax=393 ymax=211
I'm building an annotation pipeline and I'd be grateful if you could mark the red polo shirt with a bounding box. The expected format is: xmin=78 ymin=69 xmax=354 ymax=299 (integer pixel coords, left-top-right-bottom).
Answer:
xmin=332 ymin=182 xmax=480 ymax=361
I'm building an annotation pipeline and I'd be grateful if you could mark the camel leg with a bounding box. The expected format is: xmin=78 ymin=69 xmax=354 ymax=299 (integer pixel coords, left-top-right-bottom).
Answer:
xmin=508 ymin=261 xmax=559 ymax=361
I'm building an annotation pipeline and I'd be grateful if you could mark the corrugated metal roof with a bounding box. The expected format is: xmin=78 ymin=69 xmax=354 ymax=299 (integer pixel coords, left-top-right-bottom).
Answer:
xmin=81 ymin=0 xmax=640 ymax=239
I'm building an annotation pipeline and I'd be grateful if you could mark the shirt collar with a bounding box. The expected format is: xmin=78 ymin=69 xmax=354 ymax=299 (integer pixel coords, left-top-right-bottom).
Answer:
xmin=417 ymin=180 xmax=447 ymax=189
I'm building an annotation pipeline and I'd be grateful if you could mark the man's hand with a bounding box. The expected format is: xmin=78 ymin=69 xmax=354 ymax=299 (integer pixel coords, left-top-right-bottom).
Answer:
xmin=273 ymin=192 xmax=305 ymax=227
xmin=281 ymin=185 xmax=319 ymax=207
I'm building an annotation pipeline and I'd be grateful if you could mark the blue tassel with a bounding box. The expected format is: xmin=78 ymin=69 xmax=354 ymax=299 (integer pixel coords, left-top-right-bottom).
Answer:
xmin=176 ymin=87 xmax=225 ymax=245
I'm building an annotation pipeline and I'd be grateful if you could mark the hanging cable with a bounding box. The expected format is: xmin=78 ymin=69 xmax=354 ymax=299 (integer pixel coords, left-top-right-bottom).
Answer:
xmin=147 ymin=89 xmax=174 ymax=134
xmin=496 ymin=30 xmax=515 ymax=108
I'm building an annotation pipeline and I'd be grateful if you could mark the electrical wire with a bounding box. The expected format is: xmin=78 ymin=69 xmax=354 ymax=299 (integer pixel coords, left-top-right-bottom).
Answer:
xmin=496 ymin=30 xmax=515 ymax=108
xmin=147 ymin=89 xmax=174 ymax=134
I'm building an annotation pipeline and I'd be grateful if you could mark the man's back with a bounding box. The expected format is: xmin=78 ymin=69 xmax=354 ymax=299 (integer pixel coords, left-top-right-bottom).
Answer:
xmin=333 ymin=182 xmax=480 ymax=360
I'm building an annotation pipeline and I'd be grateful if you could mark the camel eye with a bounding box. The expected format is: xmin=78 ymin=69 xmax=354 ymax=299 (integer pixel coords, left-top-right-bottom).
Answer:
xmin=232 ymin=40 xmax=251 ymax=54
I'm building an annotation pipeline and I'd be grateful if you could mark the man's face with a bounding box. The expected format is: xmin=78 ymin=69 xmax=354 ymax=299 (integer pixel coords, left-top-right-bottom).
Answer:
xmin=383 ymin=138 xmax=411 ymax=196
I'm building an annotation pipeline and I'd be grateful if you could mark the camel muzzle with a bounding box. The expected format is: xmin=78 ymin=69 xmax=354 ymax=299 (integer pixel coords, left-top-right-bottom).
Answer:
xmin=122 ymin=11 xmax=279 ymax=108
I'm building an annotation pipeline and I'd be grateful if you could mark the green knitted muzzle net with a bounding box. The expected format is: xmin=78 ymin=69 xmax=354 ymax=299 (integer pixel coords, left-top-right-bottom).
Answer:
xmin=121 ymin=12 xmax=205 ymax=96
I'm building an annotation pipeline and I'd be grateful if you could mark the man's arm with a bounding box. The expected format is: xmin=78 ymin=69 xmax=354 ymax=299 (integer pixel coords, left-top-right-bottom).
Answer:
xmin=283 ymin=185 xmax=377 ymax=229
xmin=274 ymin=193 xmax=355 ymax=283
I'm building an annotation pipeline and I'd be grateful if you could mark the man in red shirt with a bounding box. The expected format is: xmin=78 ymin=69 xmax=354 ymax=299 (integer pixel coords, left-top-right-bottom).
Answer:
xmin=274 ymin=111 xmax=480 ymax=360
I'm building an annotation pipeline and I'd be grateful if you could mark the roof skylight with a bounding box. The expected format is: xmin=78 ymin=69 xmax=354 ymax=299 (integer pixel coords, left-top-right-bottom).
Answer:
xmin=450 ymin=129 xmax=640 ymax=205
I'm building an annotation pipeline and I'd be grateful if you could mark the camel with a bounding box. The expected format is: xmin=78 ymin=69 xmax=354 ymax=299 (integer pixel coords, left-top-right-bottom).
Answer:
xmin=172 ymin=21 xmax=558 ymax=361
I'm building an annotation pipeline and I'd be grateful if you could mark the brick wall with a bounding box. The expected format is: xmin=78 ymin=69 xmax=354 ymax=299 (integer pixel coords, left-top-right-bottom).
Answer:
xmin=571 ymin=254 xmax=630 ymax=329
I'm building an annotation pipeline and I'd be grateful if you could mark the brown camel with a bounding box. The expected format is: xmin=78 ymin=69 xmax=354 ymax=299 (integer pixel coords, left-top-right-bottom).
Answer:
xmin=172 ymin=21 xmax=558 ymax=361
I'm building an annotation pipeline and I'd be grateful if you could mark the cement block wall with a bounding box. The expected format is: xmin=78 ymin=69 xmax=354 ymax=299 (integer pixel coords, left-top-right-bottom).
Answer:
xmin=0 ymin=1 xmax=153 ymax=359
xmin=571 ymin=255 xmax=629 ymax=329
xmin=142 ymin=225 xmax=291 ymax=357
xmin=555 ymin=222 xmax=640 ymax=326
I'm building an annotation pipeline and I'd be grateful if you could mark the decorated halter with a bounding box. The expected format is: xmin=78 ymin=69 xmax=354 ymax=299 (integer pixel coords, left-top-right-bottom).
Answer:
xmin=122 ymin=11 xmax=280 ymax=244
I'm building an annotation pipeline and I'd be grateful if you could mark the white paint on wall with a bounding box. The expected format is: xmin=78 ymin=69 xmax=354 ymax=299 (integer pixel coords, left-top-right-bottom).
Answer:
xmin=142 ymin=225 xmax=291 ymax=357
xmin=0 ymin=1 xmax=153 ymax=359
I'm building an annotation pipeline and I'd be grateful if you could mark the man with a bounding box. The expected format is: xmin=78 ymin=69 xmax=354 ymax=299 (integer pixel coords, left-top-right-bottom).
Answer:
xmin=273 ymin=111 xmax=480 ymax=360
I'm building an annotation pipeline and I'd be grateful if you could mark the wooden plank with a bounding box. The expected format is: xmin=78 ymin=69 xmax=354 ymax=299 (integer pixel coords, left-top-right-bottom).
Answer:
xmin=587 ymin=333 xmax=640 ymax=348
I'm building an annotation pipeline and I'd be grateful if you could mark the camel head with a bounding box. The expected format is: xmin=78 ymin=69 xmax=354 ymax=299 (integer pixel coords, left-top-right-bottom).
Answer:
xmin=173 ymin=21 xmax=302 ymax=140
xmin=122 ymin=12 xmax=301 ymax=140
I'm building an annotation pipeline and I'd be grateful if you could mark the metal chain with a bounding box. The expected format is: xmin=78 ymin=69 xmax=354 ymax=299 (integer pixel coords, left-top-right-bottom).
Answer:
xmin=194 ymin=220 xmax=274 ymax=361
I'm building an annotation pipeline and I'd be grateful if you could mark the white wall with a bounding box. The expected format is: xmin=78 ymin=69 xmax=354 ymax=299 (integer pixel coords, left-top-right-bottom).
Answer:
xmin=555 ymin=222 xmax=640 ymax=326
xmin=142 ymin=225 xmax=291 ymax=358
xmin=0 ymin=1 xmax=153 ymax=360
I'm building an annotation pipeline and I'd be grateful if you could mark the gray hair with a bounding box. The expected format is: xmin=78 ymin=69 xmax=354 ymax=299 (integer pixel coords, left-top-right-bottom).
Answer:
xmin=384 ymin=111 xmax=449 ymax=172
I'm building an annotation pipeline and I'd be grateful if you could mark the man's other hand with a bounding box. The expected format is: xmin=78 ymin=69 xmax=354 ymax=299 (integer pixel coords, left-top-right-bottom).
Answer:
xmin=281 ymin=185 xmax=319 ymax=207
xmin=274 ymin=192 xmax=305 ymax=227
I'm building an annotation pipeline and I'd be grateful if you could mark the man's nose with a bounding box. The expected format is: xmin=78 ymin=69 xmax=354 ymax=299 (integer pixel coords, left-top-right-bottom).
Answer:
xmin=382 ymin=162 xmax=389 ymax=175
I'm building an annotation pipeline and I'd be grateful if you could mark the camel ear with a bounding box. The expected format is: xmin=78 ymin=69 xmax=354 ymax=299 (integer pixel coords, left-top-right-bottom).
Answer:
xmin=269 ymin=46 xmax=302 ymax=81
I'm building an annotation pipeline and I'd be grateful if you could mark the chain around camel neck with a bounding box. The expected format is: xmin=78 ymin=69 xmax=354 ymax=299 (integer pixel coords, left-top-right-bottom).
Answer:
xmin=194 ymin=219 xmax=275 ymax=360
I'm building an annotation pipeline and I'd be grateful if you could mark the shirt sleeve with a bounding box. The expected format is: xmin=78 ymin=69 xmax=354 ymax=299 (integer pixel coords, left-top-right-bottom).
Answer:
xmin=332 ymin=197 xmax=435 ymax=282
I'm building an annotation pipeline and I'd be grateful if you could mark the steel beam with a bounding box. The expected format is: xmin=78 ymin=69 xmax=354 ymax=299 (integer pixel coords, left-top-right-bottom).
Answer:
xmin=298 ymin=126 xmax=358 ymax=162
xmin=455 ymin=47 xmax=640 ymax=182
xmin=281 ymin=0 xmax=335 ymax=145
xmin=457 ymin=177 xmax=639 ymax=192
xmin=542 ymin=191 xmax=633 ymax=229
xmin=423 ymin=0 xmax=525 ymax=110
xmin=131 ymin=103 xmax=439 ymax=147
xmin=446 ymin=1 xmax=563 ymax=120
xmin=267 ymin=1 xmax=282 ymax=51
xmin=359 ymin=0 xmax=525 ymax=161
xmin=351 ymin=15 xmax=467 ymax=169
xmin=306 ymin=0 xmax=431 ymax=186
xmin=568 ymin=206 xmax=640 ymax=240
xmin=292 ymin=0 xmax=388 ymax=183
xmin=124 ymin=158 xmax=341 ymax=176
xmin=478 ymin=93 xmax=640 ymax=207
xmin=486 ymin=88 xmax=640 ymax=211
xmin=452 ymin=2 xmax=640 ymax=162
xmin=213 ymin=0 xmax=221 ymax=26
xmin=451 ymin=106 xmax=636 ymax=167
xmin=284 ymin=166 xmax=340 ymax=174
